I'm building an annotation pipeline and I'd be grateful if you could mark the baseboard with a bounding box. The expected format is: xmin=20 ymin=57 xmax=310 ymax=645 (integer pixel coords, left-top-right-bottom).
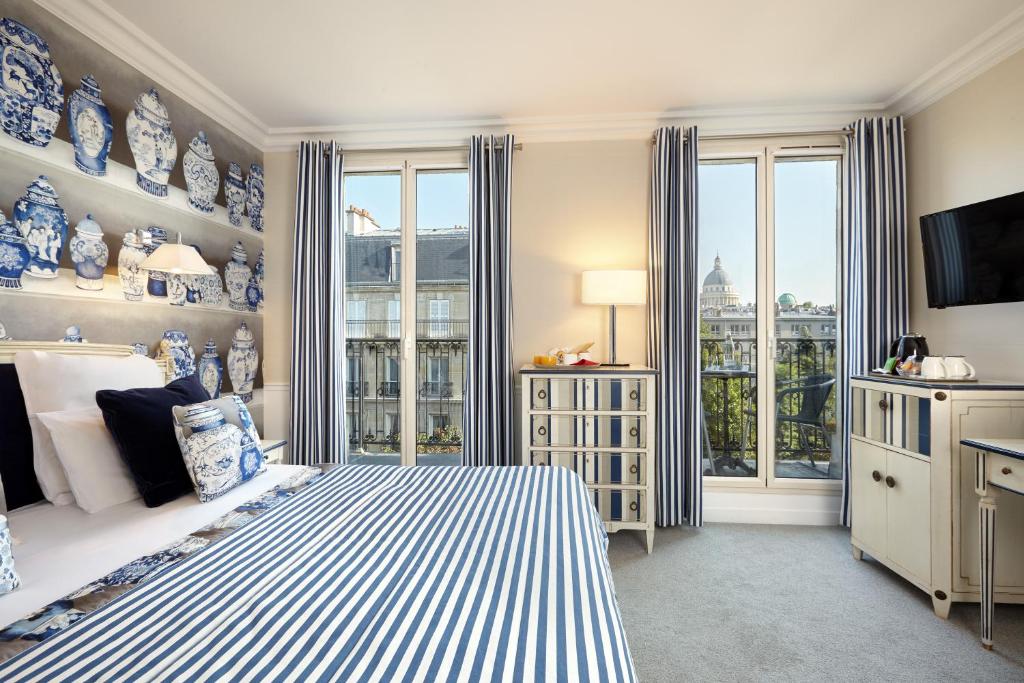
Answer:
xmin=703 ymin=490 xmax=841 ymax=526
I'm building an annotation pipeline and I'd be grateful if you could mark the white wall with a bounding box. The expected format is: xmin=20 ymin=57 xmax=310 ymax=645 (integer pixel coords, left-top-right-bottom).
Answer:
xmin=906 ymin=49 xmax=1024 ymax=380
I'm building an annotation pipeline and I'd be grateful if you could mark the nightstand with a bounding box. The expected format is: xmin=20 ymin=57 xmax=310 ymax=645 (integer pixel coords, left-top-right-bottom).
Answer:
xmin=261 ymin=439 xmax=288 ymax=465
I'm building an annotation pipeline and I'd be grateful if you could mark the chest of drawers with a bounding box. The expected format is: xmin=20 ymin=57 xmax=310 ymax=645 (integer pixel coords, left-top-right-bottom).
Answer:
xmin=520 ymin=365 xmax=656 ymax=552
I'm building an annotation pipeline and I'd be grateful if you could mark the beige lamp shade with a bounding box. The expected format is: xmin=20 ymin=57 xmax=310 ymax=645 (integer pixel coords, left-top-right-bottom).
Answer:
xmin=140 ymin=239 xmax=212 ymax=275
xmin=581 ymin=270 xmax=647 ymax=306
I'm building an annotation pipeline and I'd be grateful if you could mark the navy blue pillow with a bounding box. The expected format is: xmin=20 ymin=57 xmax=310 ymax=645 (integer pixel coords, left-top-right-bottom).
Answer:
xmin=96 ymin=373 xmax=209 ymax=507
xmin=0 ymin=364 xmax=44 ymax=510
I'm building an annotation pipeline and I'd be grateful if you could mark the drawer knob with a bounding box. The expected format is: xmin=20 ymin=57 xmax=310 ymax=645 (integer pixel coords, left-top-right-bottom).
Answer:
xmin=1002 ymin=466 xmax=1013 ymax=476
xmin=629 ymin=501 xmax=638 ymax=512
xmin=537 ymin=426 xmax=547 ymax=436
xmin=872 ymin=470 xmax=882 ymax=482
xmin=537 ymin=389 xmax=547 ymax=400
xmin=537 ymin=460 xmax=548 ymax=466
xmin=885 ymin=475 xmax=896 ymax=488
xmin=629 ymin=389 xmax=639 ymax=401
xmin=629 ymin=464 xmax=639 ymax=475
xmin=629 ymin=427 xmax=639 ymax=437
xmin=878 ymin=399 xmax=889 ymax=411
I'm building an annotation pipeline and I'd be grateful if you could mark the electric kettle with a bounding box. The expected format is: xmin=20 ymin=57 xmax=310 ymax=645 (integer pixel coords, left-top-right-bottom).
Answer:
xmin=889 ymin=334 xmax=929 ymax=368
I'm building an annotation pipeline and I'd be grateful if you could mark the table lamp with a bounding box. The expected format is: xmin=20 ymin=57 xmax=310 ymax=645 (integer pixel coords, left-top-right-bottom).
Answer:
xmin=140 ymin=233 xmax=212 ymax=275
xmin=582 ymin=270 xmax=647 ymax=366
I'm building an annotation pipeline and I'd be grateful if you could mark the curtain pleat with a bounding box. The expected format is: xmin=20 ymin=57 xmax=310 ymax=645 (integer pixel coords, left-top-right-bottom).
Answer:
xmin=840 ymin=116 xmax=908 ymax=526
xmin=463 ymin=134 xmax=515 ymax=467
xmin=648 ymin=126 xmax=702 ymax=527
xmin=290 ymin=141 xmax=346 ymax=465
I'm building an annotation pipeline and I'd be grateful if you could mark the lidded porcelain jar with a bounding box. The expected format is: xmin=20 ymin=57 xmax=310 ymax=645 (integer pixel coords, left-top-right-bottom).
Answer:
xmin=224 ymin=241 xmax=252 ymax=312
xmin=158 ymin=329 xmax=196 ymax=380
xmin=126 ymin=88 xmax=178 ymax=198
xmin=67 ymin=74 xmax=113 ymax=176
xmin=246 ymin=163 xmax=264 ymax=232
xmin=227 ymin=322 xmax=258 ymax=403
xmin=145 ymin=226 xmax=168 ymax=297
xmin=68 ymin=214 xmax=108 ymax=291
xmin=13 ymin=175 xmax=68 ymax=279
xmin=180 ymin=403 xmax=226 ymax=433
xmin=0 ymin=209 xmax=29 ymax=290
xmin=0 ymin=17 xmax=63 ymax=147
xmin=253 ymin=248 xmax=265 ymax=311
xmin=198 ymin=339 xmax=223 ymax=399
xmin=117 ymin=229 xmax=148 ymax=301
xmin=224 ymin=162 xmax=246 ymax=227
xmin=183 ymin=131 xmax=219 ymax=214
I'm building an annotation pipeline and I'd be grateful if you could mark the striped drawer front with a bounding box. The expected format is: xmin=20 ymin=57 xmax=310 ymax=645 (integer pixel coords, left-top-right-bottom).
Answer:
xmin=851 ymin=387 xmax=931 ymax=457
xmin=530 ymin=414 xmax=646 ymax=449
xmin=530 ymin=377 xmax=646 ymax=412
xmin=590 ymin=488 xmax=646 ymax=523
xmin=530 ymin=450 xmax=646 ymax=486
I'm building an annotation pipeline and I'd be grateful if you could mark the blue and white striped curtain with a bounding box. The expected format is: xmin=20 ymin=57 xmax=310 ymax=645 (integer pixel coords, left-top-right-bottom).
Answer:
xmin=290 ymin=141 xmax=346 ymax=466
xmin=648 ymin=126 xmax=702 ymax=527
xmin=463 ymin=135 xmax=516 ymax=467
xmin=840 ymin=116 xmax=908 ymax=526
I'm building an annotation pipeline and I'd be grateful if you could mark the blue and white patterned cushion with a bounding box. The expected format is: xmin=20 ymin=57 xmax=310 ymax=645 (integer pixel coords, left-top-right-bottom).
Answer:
xmin=172 ymin=403 xmax=256 ymax=502
xmin=0 ymin=515 xmax=21 ymax=594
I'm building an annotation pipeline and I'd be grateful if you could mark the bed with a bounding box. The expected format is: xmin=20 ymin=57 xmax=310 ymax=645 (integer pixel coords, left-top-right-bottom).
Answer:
xmin=0 ymin=343 xmax=635 ymax=681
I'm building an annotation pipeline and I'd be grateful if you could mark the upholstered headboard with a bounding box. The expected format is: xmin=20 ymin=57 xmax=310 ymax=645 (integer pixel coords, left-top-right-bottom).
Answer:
xmin=0 ymin=342 xmax=172 ymax=382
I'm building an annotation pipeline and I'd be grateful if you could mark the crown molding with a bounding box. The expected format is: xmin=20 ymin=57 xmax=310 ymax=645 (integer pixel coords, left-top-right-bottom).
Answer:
xmin=887 ymin=4 xmax=1024 ymax=116
xmin=33 ymin=0 xmax=270 ymax=150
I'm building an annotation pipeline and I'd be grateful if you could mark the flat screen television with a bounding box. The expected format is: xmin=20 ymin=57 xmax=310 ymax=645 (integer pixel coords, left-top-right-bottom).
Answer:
xmin=920 ymin=190 xmax=1024 ymax=308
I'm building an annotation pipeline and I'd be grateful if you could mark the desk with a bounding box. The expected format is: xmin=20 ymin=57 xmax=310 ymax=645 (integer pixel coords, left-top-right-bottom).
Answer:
xmin=961 ymin=437 xmax=1024 ymax=650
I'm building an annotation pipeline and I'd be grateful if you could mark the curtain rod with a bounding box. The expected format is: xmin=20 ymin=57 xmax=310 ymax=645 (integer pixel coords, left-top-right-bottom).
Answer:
xmin=650 ymin=128 xmax=853 ymax=144
xmin=312 ymin=142 xmax=523 ymax=156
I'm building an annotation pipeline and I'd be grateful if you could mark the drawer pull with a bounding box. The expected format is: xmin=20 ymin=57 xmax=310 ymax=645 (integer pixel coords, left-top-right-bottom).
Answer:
xmin=629 ymin=427 xmax=639 ymax=437
xmin=629 ymin=501 xmax=638 ymax=512
xmin=1002 ymin=466 xmax=1013 ymax=476
xmin=537 ymin=389 xmax=547 ymax=400
xmin=629 ymin=464 xmax=639 ymax=475
xmin=537 ymin=460 xmax=548 ymax=466
xmin=629 ymin=389 xmax=639 ymax=401
xmin=878 ymin=398 xmax=889 ymax=411
xmin=885 ymin=475 xmax=896 ymax=488
xmin=537 ymin=426 xmax=547 ymax=436
xmin=871 ymin=470 xmax=882 ymax=482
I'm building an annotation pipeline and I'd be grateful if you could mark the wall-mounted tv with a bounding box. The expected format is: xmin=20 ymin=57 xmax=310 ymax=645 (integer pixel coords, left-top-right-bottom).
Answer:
xmin=920 ymin=190 xmax=1024 ymax=308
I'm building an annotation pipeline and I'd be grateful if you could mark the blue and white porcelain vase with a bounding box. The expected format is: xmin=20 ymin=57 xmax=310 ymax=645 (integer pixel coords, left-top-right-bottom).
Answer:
xmin=131 ymin=342 xmax=148 ymax=356
xmin=227 ymin=322 xmax=258 ymax=403
xmin=61 ymin=325 xmax=85 ymax=343
xmin=0 ymin=210 xmax=29 ymax=290
xmin=0 ymin=320 xmax=10 ymax=340
xmin=198 ymin=339 xmax=223 ymax=399
xmin=158 ymin=329 xmax=196 ymax=380
xmin=0 ymin=18 xmax=63 ymax=147
xmin=224 ymin=242 xmax=252 ymax=312
xmin=224 ymin=162 xmax=246 ymax=227
xmin=68 ymin=214 xmax=108 ymax=291
xmin=166 ymin=272 xmax=188 ymax=306
xmin=145 ymin=226 xmax=167 ymax=297
xmin=199 ymin=266 xmax=223 ymax=307
xmin=253 ymin=248 xmax=265 ymax=312
xmin=183 ymin=131 xmax=219 ymax=214
xmin=245 ymin=273 xmax=261 ymax=312
xmin=117 ymin=229 xmax=147 ymax=301
xmin=246 ymin=163 xmax=264 ymax=232
xmin=126 ymin=88 xmax=178 ymax=198
xmin=13 ymin=176 xmax=68 ymax=279
xmin=67 ymin=74 xmax=113 ymax=176
xmin=184 ymin=244 xmax=203 ymax=303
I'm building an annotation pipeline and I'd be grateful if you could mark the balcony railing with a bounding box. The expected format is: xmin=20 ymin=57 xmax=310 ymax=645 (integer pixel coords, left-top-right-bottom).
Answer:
xmin=346 ymin=319 xmax=470 ymax=340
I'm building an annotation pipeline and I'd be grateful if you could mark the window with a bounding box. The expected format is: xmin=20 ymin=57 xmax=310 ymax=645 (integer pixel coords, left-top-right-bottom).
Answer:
xmin=387 ymin=299 xmax=400 ymax=338
xmin=390 ymin=245 xmax=401 ymax=283
xmin=428 ymin=299 xmax=451 ymax=338
xmin=429 ymin=414 xmax=450 ymax=433
xmin=347 ymin=299 xmax=367 ymax=338
xmin=699 ymin=138 xmax=841 ymax=489
xmin=346 ymin=356 xmax=361 ymax=397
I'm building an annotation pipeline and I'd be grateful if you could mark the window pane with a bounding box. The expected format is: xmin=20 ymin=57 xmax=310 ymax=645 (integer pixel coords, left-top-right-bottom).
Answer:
xmin=415 ymin=169 xmax=469 ymax=466
xmin=344 ymin=171 xmax=402 ymax=465
xmin=773 ymin=158 xmax=840 ymax=480
xmin=699 ymin=160 xmax=758 ymax=478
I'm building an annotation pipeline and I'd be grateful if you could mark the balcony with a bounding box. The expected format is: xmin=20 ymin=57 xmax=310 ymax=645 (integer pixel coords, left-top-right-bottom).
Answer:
xmin=346 ymin=319 xmax=470 ymax=340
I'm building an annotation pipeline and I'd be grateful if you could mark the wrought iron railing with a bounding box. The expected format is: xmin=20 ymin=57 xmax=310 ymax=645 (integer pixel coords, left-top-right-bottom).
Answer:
xmin=346 ymin=320 xmax=470 ymax=340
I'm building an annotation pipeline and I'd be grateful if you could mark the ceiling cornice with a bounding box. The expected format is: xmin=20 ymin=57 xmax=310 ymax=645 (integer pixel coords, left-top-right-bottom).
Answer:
xmin=886 ymin=4 xmax=1024 ymax=116
xmin=35 ymin=1 xmax=1024 ymax=152
xmin=34 ymin=0 xmax=270 ymax=149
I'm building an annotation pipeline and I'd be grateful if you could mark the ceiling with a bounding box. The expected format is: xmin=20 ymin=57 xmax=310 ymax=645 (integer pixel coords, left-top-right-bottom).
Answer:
xmin=52 ymin=0 xmax=1024 ymax=146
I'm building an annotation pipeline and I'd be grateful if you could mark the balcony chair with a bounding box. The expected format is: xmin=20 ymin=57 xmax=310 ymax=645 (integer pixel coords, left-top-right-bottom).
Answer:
xmin=775 ymin=374 xmax=835 ymax=473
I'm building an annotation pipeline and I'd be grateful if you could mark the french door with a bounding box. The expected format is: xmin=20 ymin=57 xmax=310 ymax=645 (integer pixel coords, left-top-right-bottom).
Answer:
xmin=342 ymin=151 xmax=469 ymax=466
xmin=698 ymin=137 xmax=842 ymax=489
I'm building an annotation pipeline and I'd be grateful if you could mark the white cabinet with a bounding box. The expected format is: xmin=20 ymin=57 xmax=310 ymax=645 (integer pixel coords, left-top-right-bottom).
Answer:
xmin=520 ymin=366 xmax=657 ymax=552
xmin=850 ymin=375 xmax=1024 ymax=617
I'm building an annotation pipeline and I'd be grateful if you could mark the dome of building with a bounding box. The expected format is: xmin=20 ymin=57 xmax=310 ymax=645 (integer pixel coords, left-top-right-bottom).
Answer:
xmin=700 ymin=255 xmax=741 ymax=309
xmin=703 ymin=255 xmax=733 ymax=288
xmin=778 ymin=292 xmax=797 ymax=307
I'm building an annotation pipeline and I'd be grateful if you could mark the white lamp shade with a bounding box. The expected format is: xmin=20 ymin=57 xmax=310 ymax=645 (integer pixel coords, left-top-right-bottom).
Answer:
xmin=581 ymin=270 xmax=647 ymax=306
xmin=140 ymin=242 xmax=212 ymax=275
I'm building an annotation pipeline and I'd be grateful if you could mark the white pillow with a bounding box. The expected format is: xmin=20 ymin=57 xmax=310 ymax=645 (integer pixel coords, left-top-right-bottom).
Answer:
xmin=36 ymin=407 xmax=140 ymax=514
xmin=13 ymin=351 xmax=163 ymax=506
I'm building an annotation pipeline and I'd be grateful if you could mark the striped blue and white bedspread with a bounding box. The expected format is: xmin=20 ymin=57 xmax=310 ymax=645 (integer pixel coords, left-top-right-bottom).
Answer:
xmin=0 ymin=465 xmax=636 ymax=682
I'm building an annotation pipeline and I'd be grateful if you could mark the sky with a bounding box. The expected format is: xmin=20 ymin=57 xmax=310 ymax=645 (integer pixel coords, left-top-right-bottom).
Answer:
xmin=343 ymin=170 xmax=469 ymax=231
xmin=698 ymin=158 xmax=839 ymax=306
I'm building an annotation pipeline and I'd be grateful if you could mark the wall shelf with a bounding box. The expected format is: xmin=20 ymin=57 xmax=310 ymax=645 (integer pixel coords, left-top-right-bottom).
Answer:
xmin=0 ymin=134 xmax=263 ymax=253
xmin=0 ymin=268 xmax=262 ymax=319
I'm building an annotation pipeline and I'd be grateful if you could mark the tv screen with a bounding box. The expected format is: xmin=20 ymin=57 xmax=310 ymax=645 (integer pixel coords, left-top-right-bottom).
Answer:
xmin=920 ymin=190 xmax=1024 ymax=308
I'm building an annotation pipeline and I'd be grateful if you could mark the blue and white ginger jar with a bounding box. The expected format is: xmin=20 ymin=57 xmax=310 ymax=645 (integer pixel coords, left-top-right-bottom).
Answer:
xmin=68 ymin=213 xmax=108 ymax=291
xmin=246 ymin=163 xmax=264 ymax=232
xmin=0 ymin=209 xmax=29 ymax=290
xmin=67 ymin=74 xmax=113 ymax=176
xmin=158 ymin=329 xmax=196 ymax=380
xmin=14 ymin=175 xmax=67 ymax=279
xmin=183 ymin=131 xmax=218 ymax=214
xmin=145 ymin=226 xmax=167 ymax=297
xmin=198 ymin=339 xmax=223 ymax=399
xmin=253 ymin=248 xmax=265 ymax=311
xmin=0 ymin=18 xmax=63 ymax=147
xmin=227 ymin=322 xmax=258 ymax=403
xmin=224 ymin=162 xmax=246 ymax=227
xmin=126 ymin=88 xmax=177 ymax=198
xmin=61 ymin=325 xmax=85 ymax=343
xmin=117 ymin=229 xmax=147 ymax=301
xmin=199 ymin=266 xmax=223 ymax=307
xmin=224 ymin=241 xmax=251 ymax=312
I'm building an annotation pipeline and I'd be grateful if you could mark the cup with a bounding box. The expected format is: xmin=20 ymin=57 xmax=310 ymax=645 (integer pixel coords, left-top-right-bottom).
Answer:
xmin=562 ymin=352 xmax=579 ymax=365
xmin=919 ymin=356 xmax=946 ymax=379
xmin=943 ymin=356 xmax=976 ymax=379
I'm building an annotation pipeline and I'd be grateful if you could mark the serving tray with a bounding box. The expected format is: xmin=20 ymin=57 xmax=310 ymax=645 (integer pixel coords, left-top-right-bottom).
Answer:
xmin=869 ymin=371 xmax=979 ymax=383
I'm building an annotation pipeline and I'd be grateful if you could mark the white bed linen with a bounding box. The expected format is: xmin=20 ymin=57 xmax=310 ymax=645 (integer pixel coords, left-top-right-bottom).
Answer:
xmin=0 ymin=465 xmax=306 ymax=628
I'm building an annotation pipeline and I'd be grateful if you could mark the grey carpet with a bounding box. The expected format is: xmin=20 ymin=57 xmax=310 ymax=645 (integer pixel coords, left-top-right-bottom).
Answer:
xmin=607 ymin=524 xmax=1024 ymax=682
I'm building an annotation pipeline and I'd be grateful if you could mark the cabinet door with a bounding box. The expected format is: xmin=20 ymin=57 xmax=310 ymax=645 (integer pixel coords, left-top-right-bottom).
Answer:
xmin=851 ymin=440 xmax=887 ymax=556
xmin=885 ymin=450 xmax=931 ymax=584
